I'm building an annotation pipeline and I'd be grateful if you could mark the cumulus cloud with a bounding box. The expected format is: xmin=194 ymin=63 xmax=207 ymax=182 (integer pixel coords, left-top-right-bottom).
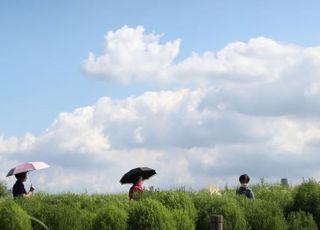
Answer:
xmin=0 ymin=133 xmax=35 ymax=154
xmin=2 ymin=27 xmax=320 ymax=192
xmin=83 ymin=26 xmax=180 ymax=84
xmin=2 ymin=87 xmax=320 ymax=192
xmin=83 ymin=26 xmax=320 ymax=86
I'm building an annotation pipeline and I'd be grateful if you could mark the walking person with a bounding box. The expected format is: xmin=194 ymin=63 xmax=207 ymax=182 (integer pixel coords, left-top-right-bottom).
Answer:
xmin=12 ymin=172 xmax=35 ymax=198
xmin=236 ymin=174 xmax=255 ymax=199
xmin=129 ymin=176 xmax=143 ymax=200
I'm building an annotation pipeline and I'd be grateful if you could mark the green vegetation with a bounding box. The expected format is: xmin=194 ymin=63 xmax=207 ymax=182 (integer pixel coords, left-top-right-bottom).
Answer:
xmin=92 ymin=205 xmax=127 ymax=230
xmin=0 ymin=181 xmax=10 ymax=198
xmin=128 ymin=198 xmax=174 ymax=230
xmin=0 ymin=198 xmax=32 ymax=230
xmin=0 ymin=181 xmax=319 ymax=229
xmin=242 ymin=198 xmax=287 ymax=230
xmin=287 ymin=211 xmax=317 ymax=230
xmin=290 ymin=180 xmax=320 ymax=227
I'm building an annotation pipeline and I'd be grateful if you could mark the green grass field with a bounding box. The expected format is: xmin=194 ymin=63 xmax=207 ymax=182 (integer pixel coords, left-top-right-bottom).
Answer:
xmin=0 ymin=181 xmax=319 ymax=230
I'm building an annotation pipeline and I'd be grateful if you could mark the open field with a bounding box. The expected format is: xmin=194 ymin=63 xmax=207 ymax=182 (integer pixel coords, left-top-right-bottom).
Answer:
xmin=0 ymin=181 xmax=319 ymax=230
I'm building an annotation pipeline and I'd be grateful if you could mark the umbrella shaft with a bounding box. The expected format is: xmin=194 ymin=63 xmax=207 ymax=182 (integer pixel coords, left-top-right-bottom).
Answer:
xmin=28 ymin=172 xmax=33 ymax=185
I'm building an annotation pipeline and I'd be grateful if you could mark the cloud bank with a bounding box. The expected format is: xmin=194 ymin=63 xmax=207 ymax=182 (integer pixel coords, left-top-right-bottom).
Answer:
xmin=83 ymin=26 xmax=320 ymax=86
xmin=2 ymin=26 xmax=320 ymax=193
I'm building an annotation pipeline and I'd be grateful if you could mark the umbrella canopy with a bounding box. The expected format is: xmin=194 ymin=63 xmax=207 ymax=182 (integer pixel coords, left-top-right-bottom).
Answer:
xmin=120 ymin=167 xmax=156 ymax=184
xmin=6 ymin=161 xmax=50 ymax=177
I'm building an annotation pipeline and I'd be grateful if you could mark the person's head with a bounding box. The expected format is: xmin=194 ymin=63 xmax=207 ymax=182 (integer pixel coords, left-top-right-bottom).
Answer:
xmin=135 ymin=176 xmax=143 ymax=185
xmin=15 ymin=172 xmax=27 ymax=182
xmin=239 ymin=174 xmax=250 ymax=184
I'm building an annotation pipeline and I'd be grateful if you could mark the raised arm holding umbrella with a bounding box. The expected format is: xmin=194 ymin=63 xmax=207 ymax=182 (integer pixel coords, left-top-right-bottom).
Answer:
xmin=6 ymin=161 xmax=50 ymax=198
xmin=120 ymin=167 xmax=156 ymax=200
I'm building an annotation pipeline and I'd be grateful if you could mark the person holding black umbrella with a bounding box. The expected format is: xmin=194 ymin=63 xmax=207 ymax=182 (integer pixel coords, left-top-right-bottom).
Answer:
xmin=129 ymin=176 xmax=143 ymax=200
xmin=120 ymin=167 xmax=156 ymax=200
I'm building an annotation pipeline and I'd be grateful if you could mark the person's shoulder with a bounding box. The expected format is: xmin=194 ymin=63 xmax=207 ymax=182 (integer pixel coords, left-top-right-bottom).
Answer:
xmin=13 ymin=180 xmax=22 ymax=188
xmin=249 ymin=189 xmax=255 ymax=198
xmin=13 ymin=180 xmax=25 ymax=191
xmin=12 ymin=180 xmax=25 ymax=197
xmin=237 ymin=186 xmax=252 ymax=193
xmin=247 ymin=187 xmax=254 ymax=193
xmin=237 ymin=186 xmax=246 ymax=192
xmin=236 ymin=187 xmax=246 ymax=195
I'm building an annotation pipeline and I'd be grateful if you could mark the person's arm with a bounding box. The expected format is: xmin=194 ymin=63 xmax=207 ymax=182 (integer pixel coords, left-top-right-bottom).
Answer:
xmin=22 ymin=185 xmax=35 ymax=197
xmin=22 ymin=192 xmax=32 ymax=197
xmin=133 ymin=185 xmax=143 ymax=192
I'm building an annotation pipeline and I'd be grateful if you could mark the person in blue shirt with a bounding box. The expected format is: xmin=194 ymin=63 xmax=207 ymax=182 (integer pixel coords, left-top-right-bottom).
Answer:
xmin=236 ymin=174 xmax=255 ymax=199
xmin=12 ymin=172 xmax=35 ymax=198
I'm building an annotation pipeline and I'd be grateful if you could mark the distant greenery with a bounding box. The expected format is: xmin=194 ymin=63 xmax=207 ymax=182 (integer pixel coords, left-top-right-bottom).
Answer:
xmin=0 ymin=181 xmax=319 ymax=229
xmin=0 ymin=181 xmax=10 ymax=198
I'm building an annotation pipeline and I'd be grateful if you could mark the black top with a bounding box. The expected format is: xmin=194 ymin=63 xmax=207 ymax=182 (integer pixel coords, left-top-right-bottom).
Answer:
xmin=236 ymin=186 xmax=255 ymax=199
xmin=12 ymin=180 xmax=27 ymax=198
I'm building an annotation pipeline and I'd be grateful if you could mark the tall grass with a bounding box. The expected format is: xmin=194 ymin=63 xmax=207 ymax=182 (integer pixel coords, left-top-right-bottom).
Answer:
xmin=0 ymin=181 xmax=319 ymax=230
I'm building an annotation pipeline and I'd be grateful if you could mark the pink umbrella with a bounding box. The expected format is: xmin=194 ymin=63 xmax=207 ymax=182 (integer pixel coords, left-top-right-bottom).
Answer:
xmin=6 ymin=161 xmax=50 ymax=177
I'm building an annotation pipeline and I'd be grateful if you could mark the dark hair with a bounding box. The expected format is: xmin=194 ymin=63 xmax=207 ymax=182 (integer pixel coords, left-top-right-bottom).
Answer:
xmin=239 ymin=174 xmax=250 ymax=183
xmin=134 ymin=176 xmax=143 ymax=184
xmin=15 ymin=172 xmax=27 ymax=180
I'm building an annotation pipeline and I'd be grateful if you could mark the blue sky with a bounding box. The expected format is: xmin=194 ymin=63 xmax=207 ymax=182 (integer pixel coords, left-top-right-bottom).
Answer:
xmin=1 ymin=1 xmax=320 ymax=192
xmin=1 ymin=0 xmax=320 ymax=136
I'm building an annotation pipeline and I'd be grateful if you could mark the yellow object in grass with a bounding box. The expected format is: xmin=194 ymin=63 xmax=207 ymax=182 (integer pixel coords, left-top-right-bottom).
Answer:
xmin=208 ymin=185 xmax=221 ymax=196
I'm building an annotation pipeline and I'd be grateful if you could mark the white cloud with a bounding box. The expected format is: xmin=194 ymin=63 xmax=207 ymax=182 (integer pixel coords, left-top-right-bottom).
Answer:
xmin=2 ymin=27 xmax=320 ymax=193
xmin=2 ymin=87 xmax=320 ymax=192
xmin=83 ymin=26 xmax=320 ymax=86
xmin=40 ymin=106 xmax=110 ymax=155
xmin=83 ymin=25 xmax=180 ymax=84
xmin=0 ymin=133 xmax=35 ymax=154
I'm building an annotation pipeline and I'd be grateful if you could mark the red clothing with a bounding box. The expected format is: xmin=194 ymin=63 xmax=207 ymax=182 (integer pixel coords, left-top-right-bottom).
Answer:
xmin=129 ymin=182 xmax=143 ymax=200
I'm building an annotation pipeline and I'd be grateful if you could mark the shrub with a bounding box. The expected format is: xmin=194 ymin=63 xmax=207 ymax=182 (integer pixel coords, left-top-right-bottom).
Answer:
xmin=171 ymin=209 xmax=195 ymax=230
xmin=136 ymin=191 xmax=197 ymax=222
xmin=252 ymin=184 xmax=294 ymax=215
xmin=287 ymin=211 xmax=317 ymax=230
xmin=17 ymin=193 xmax=132 ymax=230
xmin=28 ymin=203 xmax=94 ymax=230
xmin=92 ymin=205 xmax=127 ymax=230
xmin=291 ymin=181 xmax=320 ymax=227
xmin=128 ymin=198 xmax=174 ymax=230
xmin=0 ymin=198 xmax=32 ymax=230
xmin=87 ymin=194 xmax=130 ymax=212
xmin=7 ymin=183 xmax=320 ymax=229
xmin=243 ymin=199 xmax=287 ymax=230
xmin=193 ymin=193 xmax=247 ymax=230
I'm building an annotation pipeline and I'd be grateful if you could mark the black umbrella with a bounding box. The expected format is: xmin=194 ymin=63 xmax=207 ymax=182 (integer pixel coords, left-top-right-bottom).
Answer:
xmin=120 ymin=167 xmax=156 ymax=184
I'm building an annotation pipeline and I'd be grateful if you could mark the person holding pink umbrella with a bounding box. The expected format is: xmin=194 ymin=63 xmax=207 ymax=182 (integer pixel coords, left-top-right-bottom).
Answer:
xmin=7 ymin=161 xmax=50 ymax=198
xmin=12 ymin=172 xmax=35 ymax=198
